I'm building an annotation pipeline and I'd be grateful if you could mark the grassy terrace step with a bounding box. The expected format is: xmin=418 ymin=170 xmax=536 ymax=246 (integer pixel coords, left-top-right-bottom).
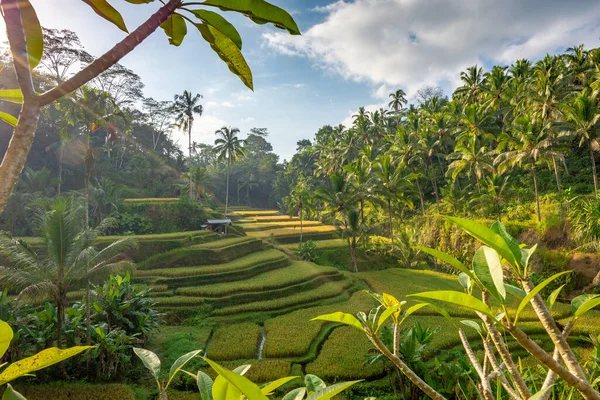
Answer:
xmin=175 ymin=261 xmax=340 ymax=297
xmin=212 ymin=279 xmax=355 ymax=316
xmin=137 ymin=249 xmax=288 ymax=278
xmin=253 ymin=215 xmax=299 ymax=222
xmin=238 ymin=221 xmax=323 ymax=232
xmin=206 ymin=323 xmax=261 ymax=361
xmin=281 ymin=239 xmax=347 ymax=251
xmin=233 ymin=210 xmax=281 ymax=216
xmin=140 ymin=237 xmax=264 ymax=269
xmin=273 ymin=232 xmax=337 ymax=244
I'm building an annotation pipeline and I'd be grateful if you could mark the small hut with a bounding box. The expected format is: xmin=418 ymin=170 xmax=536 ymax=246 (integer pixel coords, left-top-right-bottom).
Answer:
xmin=202 ymin=219 xmax=232 ymax=234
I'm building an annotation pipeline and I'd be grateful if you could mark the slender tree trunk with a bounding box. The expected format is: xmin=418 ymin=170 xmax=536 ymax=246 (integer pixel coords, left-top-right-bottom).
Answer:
xmin=350 ymin=238 xmax=358 ymax=272
xmin=415 ymin=180 xmax=425 ymax=215
xmin=428 ymin=158 xmax=440 ymax=212
xmin=56 ymin=286 xmax=65 ymax=349
xmin=225 ymin=162 xmax=230 ymax=215
xmin=57 ymin=146 xmax=63 ymax=194
xmin=188 ymin=125 xmax=193 ymax=200
xmin=85 ymin=279 xmax=91 ymax=347
xmin=300 ymin=204 xmax=303 ymax=243
xmin=552 ymin=156 xmax=562 ymax=199
xmin=590 ymin=139 xmax=598 ymax=196
xmin=532 ymin=164 xmax=541 ymax=222
xmin=458 ymin=329 xmax=494 ymax=400
xmin=388 ymin=199 xmax=394 ymax=251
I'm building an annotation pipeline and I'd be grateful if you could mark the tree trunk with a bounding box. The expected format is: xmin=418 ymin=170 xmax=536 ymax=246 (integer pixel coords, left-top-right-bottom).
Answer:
xmin=388 ymin=199 xmax=394 ymax=252
xmin=57 ymin=146 xmax=63 ymax=194
xmin=56 ymin=286 xmax=65 ymax=349
xmin=532 ymin=164 xmax=541 ymax=222
xmin=415 ymin=180 xmax=425 ymax=215
xmin=300 ymin=204 xmax=303 ymax=243
xmin=85 ymin=279 xmax=91 ymax=347
xmin=224 ymin=162 xmax=230 ymax=215
xmin=188 ymin=125 xmax=193 ymax=200
xmin=590 ymin=139 xmax=598 ymax=196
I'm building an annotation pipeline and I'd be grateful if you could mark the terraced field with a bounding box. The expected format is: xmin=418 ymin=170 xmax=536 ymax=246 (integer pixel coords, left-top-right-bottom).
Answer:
xmin=140 ymin=208 xmax=600 ymax=386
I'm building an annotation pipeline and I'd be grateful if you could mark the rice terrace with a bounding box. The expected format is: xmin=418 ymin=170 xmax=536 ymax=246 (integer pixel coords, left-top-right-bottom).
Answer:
xmin=2 ymin=0 xmax=600 ymax=399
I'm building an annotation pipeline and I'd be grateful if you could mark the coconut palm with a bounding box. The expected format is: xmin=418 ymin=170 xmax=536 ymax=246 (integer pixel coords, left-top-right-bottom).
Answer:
xmin=287 ymin=177 xmax=311 ymax=243
xmin=183 ymin=166 xmax=212 ymax=202
xmin=446 ymin=136 xmax=495 ymax=191
xmin=561 ymin=90 xmax=600 ymax=195
xmin=495 ymin=115 xmax=564 ymax=222
xmin=214 ymin=127 xmax=246 ymax=215
xmin=389 ymin=89 xmax=407 ymax=113
xmin=0 ymin=197 xmax=136 ymax=347
xmin=173 ymin=90 xmax=203 ymax=199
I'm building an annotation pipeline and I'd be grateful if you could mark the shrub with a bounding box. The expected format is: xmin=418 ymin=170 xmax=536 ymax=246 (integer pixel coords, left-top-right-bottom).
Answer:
xmin=296 ymin=240 xmax=318 ymax=262
xmin=118 ymin=212 xmax=153 ymax=235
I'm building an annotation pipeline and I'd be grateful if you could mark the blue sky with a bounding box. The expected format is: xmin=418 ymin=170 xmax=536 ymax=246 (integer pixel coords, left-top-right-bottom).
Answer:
xmin=19 ymin=1 xmax=600 ymax=159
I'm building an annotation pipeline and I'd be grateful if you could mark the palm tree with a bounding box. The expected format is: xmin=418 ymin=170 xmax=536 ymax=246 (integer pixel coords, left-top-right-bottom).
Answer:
xmin=495 ymin=115 xmax=564 ymax=222
xmin=0 ymin=197 xmax=135 ymax=347
xmin=173 ymin=90 xmax=203 ymax=199
xmin=562 ymin=90 xmax=600 ymax=195
xmin=455 ymin=65 xmax=484 ymax=104
xmin=214 ymin=127 xmax=246 ymax=215
xmin=389 ymin=89 xmax=407 ymax=113
xmin=287 ymin=177 xmax=311 ymax=243
xmin=447 ymin=136 xmax=495 ymax=192
xmin=184 ymin=166 xmax=212 ymax=202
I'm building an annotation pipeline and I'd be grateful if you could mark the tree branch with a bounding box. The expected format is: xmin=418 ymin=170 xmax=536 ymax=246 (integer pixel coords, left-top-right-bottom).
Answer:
xmin=38 ymin=0 xmax=181 ymax=105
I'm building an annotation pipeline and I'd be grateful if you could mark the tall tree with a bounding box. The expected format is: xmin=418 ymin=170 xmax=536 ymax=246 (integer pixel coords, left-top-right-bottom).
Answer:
xmin=173 ymin=90 xmax=203 ymax=200
xmin=389 ymin=89 xmax=407 ymax=113
xmin=214 ymin=126 xmax=246 ymax=215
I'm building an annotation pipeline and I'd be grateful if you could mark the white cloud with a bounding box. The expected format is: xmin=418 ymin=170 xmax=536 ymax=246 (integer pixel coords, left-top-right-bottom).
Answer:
xmin=264 ymin=0 xmax=600 ymax=95
xmin=206 ymin=101 xmax=218 ymax=108
xmin=340 ymin=102 xmax=386 ymax=128
xmin=241 ymin=117 xmax=256 ymax=122
xmin=221 ymin=101 xmax=234 ymax=108
xmin=190 ymin=114 xmax=227 ymax=145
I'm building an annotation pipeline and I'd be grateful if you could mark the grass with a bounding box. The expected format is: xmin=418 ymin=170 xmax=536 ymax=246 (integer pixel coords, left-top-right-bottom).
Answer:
xmin=263 ymin=291 xmax=375 ymax=358
xmin=238 ymin=221 xmax=323 ymax=232
xmin=147 ymin=325 xmax=212 ymax=376
xmin=124 ymin=198 xmax=179 ymax=203
xmin=136 ymin=249 xmax=288 ymax=278
xmin=253 ymin=215 xmax=299 ymax=222
xmin=212 ymin=279 xmax=356 ymax=316
xmin=194 ymin=236 xmax=257 ymax=249
xmin=98 ymin=230 xmax=214 ymax=242
xmin=234 ymin=210 xmax=281 ymax=216
xmin=306 ymin=326 xmax=385 ymax=381
xmin=281 ymin=239 xmax=347 ymax=251
xmin=175 ymin=261 xmax=340 ymax=297
xmin=247 ymin=225 xmax=336 ymax=239
xmin=4 ymin=384 xmax=135 ymax=400
xmin=206 ymin=323 xmax=261 ymax=360
xmin=198 ymin=360 xmax=292 ymax=383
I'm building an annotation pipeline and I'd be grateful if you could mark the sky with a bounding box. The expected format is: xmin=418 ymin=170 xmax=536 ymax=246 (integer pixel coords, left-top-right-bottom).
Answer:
xmin=6 ymin=0 xmax=600 ymax=160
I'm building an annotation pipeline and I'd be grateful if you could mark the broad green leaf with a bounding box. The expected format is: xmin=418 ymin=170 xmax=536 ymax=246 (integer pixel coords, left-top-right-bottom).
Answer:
xmin=520 ymin=244 xmax=538 ymax=273
xmin=311 ymin=312 xmax=363 ymax=331
xmin=133 ymin=347 xmax=161 ymax=384
xmin=282 ymin=388 xmax=307 ymax=400
xmin=195 ymin=23 xmax=253 ymax=90
xmin=472 ymin=246 xmax=506 ymax=302
xmin=0 ymin=346 xmax=93 ymax=385
xmin=572 ymin=294 xmax=599 ymax=315
xmin=458 ymin=272 xmax=471 ymax=290
xmin=490 ymin=221 xmax=522 ymax=265
xmin=197 ymin=370 xmax=214 ymax=400
xmin=376 ymin=303 xmax=402 ymax=332
xmin=307 ymin=380 xmax=361 ymax=400
xmin=125 ymin=0 xmax=153 ymax=3
xmin=409 ymin=290 xmax=496 ymax=319
xmin=415 ymin=246 xmax=474 ymax=279
xmin=460 ymin=320 xmax=482 ymax=335
xmin=514 ymin=271 xmax=571 ymax=324
xmin=168 ymin=350 xmax=202 ymax=387
xmin=213 ymin=375 xmax=242 ymax=400
xmin=202 ymin=0 xmax=300 ymax=35
xmin=16 ymin=0 xmax=43 ymax=69
xmin=191 ymin=9 xmax=242 ymax=49
xmin=2 ymin=384 xmax=26 ymax=400
xmin=0 ymin=320 xmax=14 ymax=359
xmin=0 ymin=89 xmax=24 ymax=104
xmin=505 ymin=284 xmax=526 ymax=299
xmin=305 ymin=374 xmax=326 ymax=395
xmin=261 ymin=376 xmax=299 ymax=395
xmin=382 ymin=292 xmax=400 ymax=307
xmin=529 ymin=386 xmax=553 ymax=400
xmin=445 ymin=216 xmax=517 ymax=267
xmin=547 ymin=284 xmax=566 ymax=311
xmin=421 ymin=303 xmax=457 ymax=327
xmin=161 ymin=13 xmax=187 ymax=46
xmin=203 ymin=358 xmax=269 ymax=400
xmin=82 ymin=0 xmax=128 ymax=32
xmin=399 ymin=303 xmax=429 ymax=326
xmin=574 ymin=296 xmax=600 ymax=318
xmin=233 ymin=364 xmax=251 ymax=376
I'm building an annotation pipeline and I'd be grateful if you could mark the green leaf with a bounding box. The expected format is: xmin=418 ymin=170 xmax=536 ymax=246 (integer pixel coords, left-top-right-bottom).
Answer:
xmin=282 ymin=388 xmax=307 ymax=400
xmin=161 ymin=13 xmax=187 ymax=46
xmin=445 ymin=216 xmax=517 ymax=267
xmin=232 ymin=364 xmax=251 ymax=376
xmin=197 ymin=370 xmax=214 ymax=400
xmin=190 ymin=9 xmax=242 ymax=49
xmin=573 ymin=295 xmax=600 ymax=318
xmin=458 ymin=272 xmax=471 ymax=290
xmin=520 ymin=244 xmax=538 ymax=272
xmin=168 ymin=350 xmax=202 ymax=387
xmin=16 ymin=0 xmax=43 ymax=69
xmin=125 ymin=0 xmax=153 ymax=3
xmin=305 ymin=374 xmax=326 ymax=395
xmin=376 ymin=303 xmax=402 ymax=332
xmin=201 ymin=0 xmax=300 ymax=35
xmin=505 ymin=284 xmax=526 ymax=299
xmin=261 ymin=376 xmax=299 ymax=395
xmin=203 ymin=358 xmax=269 ymax=400
xmin=529 ymin=386 xmax=553 ymax=400
xmin=415 ymin=246 xmax=474 ymax=279
xmin=2 ymin=384 xmax=26 ymax=400
xmin=195 ymin=23 xmax=253 ymax=90
xmin=547 ymin=284 xmax=566 ymax=311
xmin=472 ymin=246 xmax=506 ymax=302
xmin=307 ymin=380 xmax=361 ymax=400
xmin=514 ymin=271 xmax=571 ymax=324
xmin=133 ymin=347 xmax=161 ymax=384
xmin=82 ymin=0 xmax=128 ymax=32
xmin=311 ymin=312 xmax=363 ymax=332
xmin=409 ymin=291 xmax=496 ymax=320
xmin=420 ymin=303 xmax=457 ymax=327
xmin=212 ymin=375 xmax=242 ymax=400
xmin=399 ymin=303 xmax=429 ymax=326
xmin=490 ymin=221 xmax=522 ymax=265
xmin=460 ymin=320 xmax=482 ymax=335
xmin=0 ymin=346 xmax=94 ymax=385
xmin=0 ymin=89 xmax=24 ymax=104
xmin=572 ymin=294 xmax=599 ymax=315
xmin=0 ymin=320 xmax=14 ymax=360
